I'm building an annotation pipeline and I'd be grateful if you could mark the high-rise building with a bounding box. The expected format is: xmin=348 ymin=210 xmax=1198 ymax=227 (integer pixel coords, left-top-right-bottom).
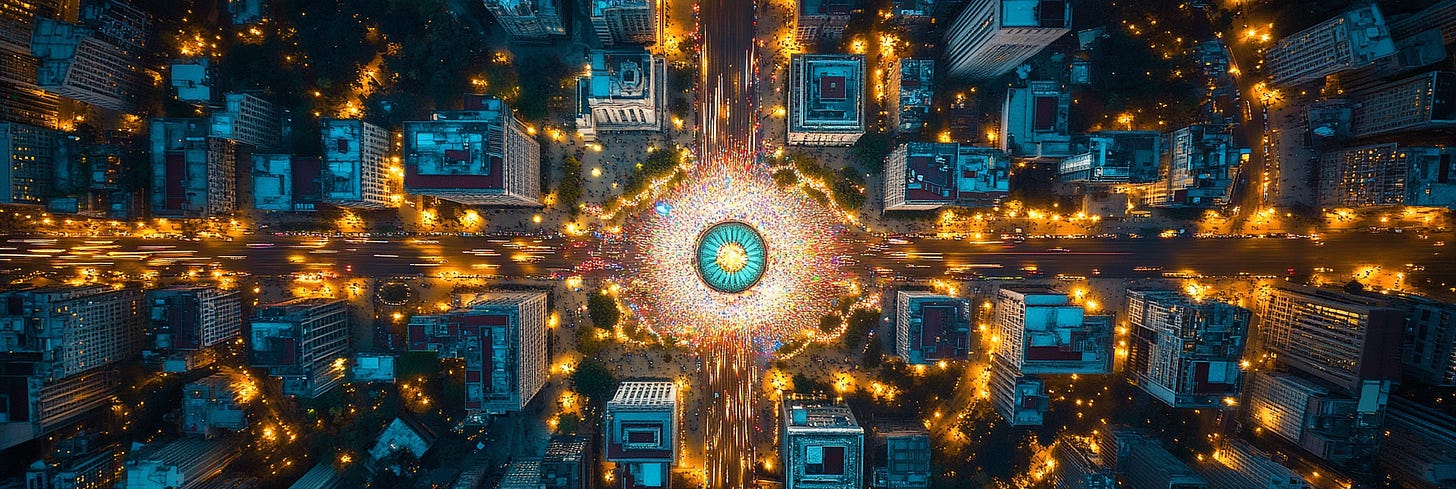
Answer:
xmin=888 ymin=58 xmax=933 ymax=134
xmin=1379 ymin=397 xmax=1456 ymax=489
xmin=30 ymin=16 xmax=145 ymax=111
xmin=405 ymin=99 xmax=542 ymax=206
xmin=1246 ymin=370 xmax=1387 ymax=469
xmin=869 ymin=421 xmax=931 ymax=489
xmin=498 ymin=459 xmax=545 ymax=489
xmin=169 ymin=58 xmax=213 ymax=103
xmin=1265 ymin=5 xmax=1396 ymax=87
xmin=1154 ymin=124 xmax=1242 ymax=208
xmin=993 ymin=287 xmax=1110 ymax=375
xmin=1124 ymin=289 xmax=1250 ymax=408
xmin=181 ymin=374 xmax=248 ymax=438
xmin=1349 ymin=71 xmax=1456 ymax=138
xmin=321 ymin=118 xmax=393 ymax=209
xmin=209 ymin=92 xmax=282 ymax=151
xmin=1259 ymin=284 xmax=1405 ymax=394
xmin=541 ymin=435 xmax=593 ymax=489
xmin=1197 ymin=439 xmax=1311 ymax=489
xmin=574 ymin=50 xmax=666 ymax=143
xmin=589 ymin=0 xmax=655 ymax=45
xmin=123 ymin=437 xmax=239 ymax=489
xmin=482 ymin=0 xmax=567 ymax=40
xmin=788 ymin=54 xmax=865 ymax=146
xmin=1048 ymin=433 xmax=1114 ymax=489
xmin=143 ymin=286 xmax=242 ymax=373
xmin=604 ymin=381 xmax=679 ymax=488
xmin=0 ymin=0 xmax=63 ymax=129
xmin=0 ymin=285 xmax=142 ymax=450
xmin=24 ymin=434 xmax=124 ymax=489
xmin=252 ymin=154 xmax=322 ymax=212
xmin=1057 ymin=131 xmax=1163 ymax=184
xmin=943 ymin=0 xmax=1071 ymax=80
xmin=1401 ymin=297 xmax=1456 ymax=387
xmin=148 ymin=118 xmax=237 ymax=217
xmin=1000 ymin=81 xmax=1076 ymax=158
xmin=406 ymin=292 xmax=547 ymax=415
xmin=1119 ymin=434 xmax=1209 ymax=489
xmin=888 ymin=0 xmax=934 ymax=33
xmin=795 ymin=0 xmax=858 ymax=43
xmin=781 ymin=397 xmax=865 ymax=489
xmin=882 ymin=142 xmax=1010 ymax=210
xmin=893 ymin=291 xmax=971 ymax=365
xmin=1318 ymin=143 xmax=1456 ymax=208
xmin=248 ymin=299 xmax=350 ymax=398
xmin=988 ymin=357 xmax=1046 ymax=426
xmin=0 ymin=121 xmax=65 ymax=204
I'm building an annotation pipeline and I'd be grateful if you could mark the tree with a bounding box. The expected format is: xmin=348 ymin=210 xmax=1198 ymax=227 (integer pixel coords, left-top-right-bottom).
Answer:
xmin=818 ymin=314 xmax=840 ymax=333
xmin=862 ymin=337 xmax=883 ymax=369
xmin=572 ymin=359 xmax=618 ymax=405
xmin=557 ymin=156 xmax=583 ymax=215
xmin=843 ymin=308 xmax=879 ymax=350
xmin=587 ymin=293 xmax=620 ymax=330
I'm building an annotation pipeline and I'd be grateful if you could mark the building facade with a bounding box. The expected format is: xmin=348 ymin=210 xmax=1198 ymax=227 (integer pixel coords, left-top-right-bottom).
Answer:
xmin=1000 ymin=81 xmax=1075 ymax=158
xmin=1048 ymin=433 xmax=1114 ymax=489
xmin=1349 ymin=71 xmax=1456 ymax=138
xmin=406 ymin=292 xmax=548 ymax=415
xmin=1124 ymin=289 xmax=1250 ymax=408
xmin=1318 ymin=143 xmax=1456 ymax=208
xmin=882 ymin=142 xmax=1010 ymax=210
xmin=795 ymin=0 xmax=858 ymax=43
xmin=1149 ymin=124 xmax=1242 ymax=208
xmin=1265 ymin=5 xmax=1396 ymax=87
xmin=210 ymin=92 xmax=282 ymax=151
xmin=870 ymin=421 xmax=931 ymax=489
xmin=1201 ymin=439 xmax=1310 ymax=489
xmin=123 ymin=438 xmax=239 ymax=489
xmin=149 ymin=118 xmax=237 ymax=217
xmin=988 ymin=357 xmax=1046 ymax=426
xmin=321 ymin=118 xmax=392 ymax=208
xmin=0 ymin=121 xmax=64 ymax=204
xmin=1245 ymin=370 xmax=1386 ymax=469
xmin=575 ymin=50 xmax=666 ymax=142
xmin=482 ymin=0 xmax=567 ymax=40
xmin=405 ymin=99 xmax=542 ymax=206
xmin=1057 ymin=131 xmax=1162 ymax=184
xmin=1380 ymin=397 xmax=1456 ymax=489
xmin=1402 ymin=297 xmax=1456 ymax=386
xmin=30 ymin=16 xmax=145 ymax=111
xmin=1259 ymin=284 xmax=1405 ymax=393
xmin=893 ymin=291 xmax=970 ymax=365
xmin=781 ymin=397 xmax=865 ymax=489
xmin=993 ymin=287 xmax=1110 ymax=375
xmin=788 ymin=54 xmax=865 ymax=146
xmin=181 ymin=374 xmax=248 ymax=438
xmin=248 ymin=299 xmax=350 ymax=398
xmin=888 ymin=58 xmax=933 ymax=134
xmin=143 ymin=286 xmax=242 ymax=373
xmin=944 ymin=0 xmax=1071 ymax=80
xmin=0 ymin=0 xmax=63 ymax=129
xmin=589 ymin=0 xmax=655 ymax=45
xmin=604 ymin=381 xmax=678 ymax=488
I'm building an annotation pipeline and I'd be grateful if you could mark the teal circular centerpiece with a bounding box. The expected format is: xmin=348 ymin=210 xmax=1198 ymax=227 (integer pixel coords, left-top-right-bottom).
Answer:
xmin=694 ymin=221 xmax=767 ymax=293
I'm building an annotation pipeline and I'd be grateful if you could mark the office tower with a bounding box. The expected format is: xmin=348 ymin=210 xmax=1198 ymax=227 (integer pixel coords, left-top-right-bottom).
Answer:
xmin=1265 ymin=5 xmax=1395 ymax=87
xmin=795 ymin=0 xmax=857 ymax=43
xmin=1349 ymin=71 xmax=1456 ymax=138
xmin=30 ymin=16 xmax=144 ymax=111
xmin=788 ymin=54 xmax=866 ymax=146
xmin=893 ymin=291 xmax=971 ymax=365
xmin=589 ymin=0 xmax=655 ymax=45
xmin=604 ymin=381 xmax=679 ymax=488
xmin=988 ymin=356 xmax=1046 ymax=426
xmin=943 ymin=0 xmax=1071 ymax=80
xmin=209 ymin=93 xmax=282 ymax=151
xmin=248 ymin=299 xmax=350 ymax=398
xmin=0 ymin=121 xmax=64 ymax=204
xmin=482 ymin=0 xmax=567 ymax=40
xmin=781 ymin=397 xmax=865 ymax=489
xmin=0 ymin=285 xmax=143 ymax=450
xmin=574 ymin=50 xmax=666 ymax=143
xmin=1000 ymin=81 xmax=1075 ymax=158
xmin=1124 ymin=289 xmax=1250 ymax=408
xmin=1058 ymin=131 xmax=1163 ymax=184
xmin=1120 ymin=435 xmax=1209 ymax=489
xmin=1318 ymin=143 xmax=1456 ymax=208
xmin=321 ymin=118 xmax=393 ymax=208
xmin=1152 ymin=124 xmax=1242 ymax=208
xmin=406 ymin=291 xmax=548 ymax=415
xmin=143 ymin=286 xmax=242 ymax=373
xmin=1379 ymin=397 xmax=1456 ymax=489
xmin=252 ymin=154 xmax=322 ymax=212
xmin=993 ymin=287 xmax=1110 ymax=375
xmin=870 ymin=421 xmax=931 ymax=489
xmin=0 ymin=0 xmax=63 ymax=129
xmin=1246 ymin=371 xmax=1386 ymax=469
xmin=149 ymin=118 xmax=237 ymax=217
xmin=888 ymin=58 xmax=933 ymax=134
xmin=541 ymin=435 xmax=593 ymax=489
xmin=1259 ymin=284 xmax=1404 ymax=394
xmin=1401 ymin=297 xmax=1456 ymax=386
xmin=1048 ymin=433 xmax=1114 ymax=489
xmin=181 ymin=374 xmax=248 ymax=438
xmin=1199 ymin=439 xmax=1310 ymax=489
xmin=882 ymin=142 xmax=1010 ymax=210
xmin=24 ymin=435 xmax=124 ymax=489
xmin=123 ymin=438 xmax=239 ymax=489
xmin=405 ymin=98 xmax=542 ymax=206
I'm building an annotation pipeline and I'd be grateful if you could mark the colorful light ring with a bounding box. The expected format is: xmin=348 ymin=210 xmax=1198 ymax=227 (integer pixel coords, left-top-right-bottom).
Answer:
xmin=694 ymin=221 xmax=767 ymax=293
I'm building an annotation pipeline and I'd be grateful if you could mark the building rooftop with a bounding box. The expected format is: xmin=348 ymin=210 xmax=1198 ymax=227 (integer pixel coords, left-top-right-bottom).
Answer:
xmin=404 ymin=111 xmax=505 ymax=191
xmin=170 ymin=59 xmax=211 ymax=102
xmin=784 ymin=398 xmax=862 ymax=432
xmin=791 ymin=54 xmax=865 ymax=133
xmin=497 ymin=458 xmax=543 ymax=489
xmin=799 ymin=0 xmax=857 ymax=15
xmin=1001 ymin=0 xmax=1070 ymax=28
xmin=607 ymin=381 xmax=677 ymax=408
xmin=587 ymin=50 xmax=653 ymax=100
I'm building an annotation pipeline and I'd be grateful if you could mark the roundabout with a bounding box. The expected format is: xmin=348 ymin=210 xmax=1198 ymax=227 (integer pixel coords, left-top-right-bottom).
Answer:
xmin=694 ymin=221 xmax=767 ymax=293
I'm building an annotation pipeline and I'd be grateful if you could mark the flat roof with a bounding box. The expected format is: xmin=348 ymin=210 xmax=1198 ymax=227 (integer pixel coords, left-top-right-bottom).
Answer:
xmin=588 ymin=51 xmax=653 ymax=100
xmin=1001 ymin=0 xmax=1069 ymax=28
xmin=607 ymin=381 xmax=677 ymax=408
xmin=791 ymin=54 xmax=865 ymax=132
xmin=784 ymin=398 xmax=861 ymax=431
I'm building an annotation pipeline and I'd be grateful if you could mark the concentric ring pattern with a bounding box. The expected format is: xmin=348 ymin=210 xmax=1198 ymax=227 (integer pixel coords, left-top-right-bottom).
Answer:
xmin=694 ymin=221 xmax=767 ymax=293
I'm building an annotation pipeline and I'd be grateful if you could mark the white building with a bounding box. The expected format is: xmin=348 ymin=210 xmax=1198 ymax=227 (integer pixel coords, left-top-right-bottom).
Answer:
xmin=590 ymin=0 xmax=656 ymax=45
xmin=788 ymin=54 xmax=865 ymax=146
xmin=210 ymin=92 xmax=282 ymax=151
xmin=1000 ymin=81 xmax=1075 ymax=158
xmin=405 ymin=98 xmax=542 ymax=206
xmin=405 ymin=292 xmax=548 ymax=415
xmin=944 ymin=0 xmax=1071 ymax=80
xmin=882 ymin=142 xmax=1009 ymax=210
xmin=575 ymin=50 xmax=666 ymax=142
xmin=604 ymin=381 xmax=679 ymax=487
xmin=781 ymin=397 xmax=865 ymax=489
xmin=321 ymin=118 xmax=393 ymax=209
xmin=149 ymin=118 xmax=238 ymax=217
xmin=992 ymin=287 xmax=1110 ymax=375
xmin=249 ymin=299 xmax=350 ymax=398
xmin=1265 ymin=5 xmax=1395 ymax=87
xmin=30 ymin=17 xmax=145 ymax=111
xmin=482 ymin=0 xmax=567 ymax=40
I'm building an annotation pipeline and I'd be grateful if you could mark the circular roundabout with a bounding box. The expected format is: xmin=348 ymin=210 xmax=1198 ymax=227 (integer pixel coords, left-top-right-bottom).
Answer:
xmin=694 ymin=221 xmax=767 ymax=293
